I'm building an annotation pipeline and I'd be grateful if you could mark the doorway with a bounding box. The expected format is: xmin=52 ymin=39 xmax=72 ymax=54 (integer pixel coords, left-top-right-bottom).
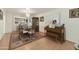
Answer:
xmin=32 ymin=17 xmax=39 ymax=32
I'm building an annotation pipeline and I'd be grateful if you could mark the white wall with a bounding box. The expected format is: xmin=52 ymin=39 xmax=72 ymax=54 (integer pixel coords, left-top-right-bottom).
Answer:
xmin=4 ymin=10 xmax=32 ymax=33
xmin=5 ymin=13 xmax=13 ymax=33
xmin=4 ymin=12 xmax=26 ymax=33
xmin=0 ymin=21 xmax=4 ymax=39
xmin=34 ymin=10 xmax=60 ymax=32
xmin=34 ymin=8 xmax=79 ymax=43
xmin=0 ymin=9 xmax=5 ymax=39
xmin=0 ymin=9 xmax=15 ymax=39
xmin=60 ymin=8 xmax=79 ymax=43
xmin=0 ymin=9 xmax=32 ymax=40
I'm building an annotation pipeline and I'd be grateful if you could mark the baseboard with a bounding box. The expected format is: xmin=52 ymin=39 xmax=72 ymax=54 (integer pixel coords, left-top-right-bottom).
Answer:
xmin=66 ymin=39 xmax=76 ymax=44
xmin=0 ymin=32 xmax=11 ymax=40
xmin=0 ymin=36 xmax=2 ymax=40
xmin=0 ymin=34 xmax=4 ymax=40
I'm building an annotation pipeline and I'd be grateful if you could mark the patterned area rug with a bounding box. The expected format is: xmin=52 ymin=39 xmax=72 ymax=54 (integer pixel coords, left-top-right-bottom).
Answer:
xmin=9 ymin=32 xmax=45 ymax=50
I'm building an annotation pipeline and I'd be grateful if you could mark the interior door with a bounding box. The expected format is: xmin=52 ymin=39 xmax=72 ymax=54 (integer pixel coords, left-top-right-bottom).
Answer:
xmin=32 ymin=17 xmax=39 ymax=32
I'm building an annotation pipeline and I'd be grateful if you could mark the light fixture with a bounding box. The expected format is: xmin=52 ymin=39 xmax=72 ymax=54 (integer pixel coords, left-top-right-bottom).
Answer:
xmin=26 ymin=8 xmax=30 ymax=17
xmin=26 ymin=13 xmax=30 ymax=17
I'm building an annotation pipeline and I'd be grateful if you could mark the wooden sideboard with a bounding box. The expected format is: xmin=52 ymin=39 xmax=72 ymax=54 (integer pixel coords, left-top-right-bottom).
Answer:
xmin=45 ymin=24 xmax=65 ymax=43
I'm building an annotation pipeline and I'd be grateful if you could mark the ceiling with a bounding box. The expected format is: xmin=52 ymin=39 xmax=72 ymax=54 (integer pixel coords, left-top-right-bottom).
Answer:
xmin=4 ymin=8 xmax=56 ymax=16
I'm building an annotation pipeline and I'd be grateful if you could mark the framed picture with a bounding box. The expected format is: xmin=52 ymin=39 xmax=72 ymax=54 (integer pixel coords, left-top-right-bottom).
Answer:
xmin=40 ymin=16 xmax=44 ymax=22
xmin=0 ymin=9 xmax=3 ymax=20
xmin=69 ymin=8 xmax=79 ymax=18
